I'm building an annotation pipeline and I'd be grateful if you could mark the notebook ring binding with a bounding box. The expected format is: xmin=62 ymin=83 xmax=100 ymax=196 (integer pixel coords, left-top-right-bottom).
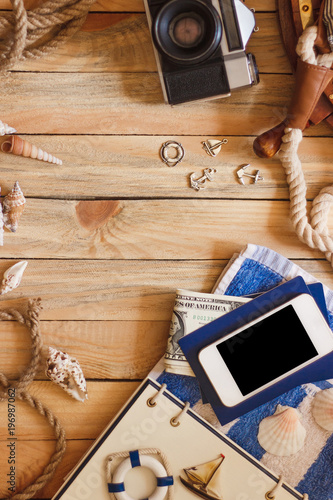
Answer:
xmin=170 ymin=401 xmax=190 ymax=427
xmin=147 ymin=383 xmax=167 ymax=407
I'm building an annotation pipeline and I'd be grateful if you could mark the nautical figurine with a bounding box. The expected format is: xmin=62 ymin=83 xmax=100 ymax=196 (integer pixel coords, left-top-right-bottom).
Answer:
xmin=180 ymin=454 xmax=225 ymax=500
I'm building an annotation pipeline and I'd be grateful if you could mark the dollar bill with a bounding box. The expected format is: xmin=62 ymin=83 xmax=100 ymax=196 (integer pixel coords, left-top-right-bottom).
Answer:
xmin=164 ymin=289 xmax=249 ymax=376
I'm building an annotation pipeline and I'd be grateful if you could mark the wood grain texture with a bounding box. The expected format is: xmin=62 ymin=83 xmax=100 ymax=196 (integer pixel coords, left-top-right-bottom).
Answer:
xmin=11 ymin=13 xmax=290 ymax=74
xmin=0 ymin=381 xmax=140 ymax=440
xmin=0 ymin=0 xmax=277 ymax=12
xmin=0 ymin=439 xmax=94 ymax=498
xmin=0 ymin=320 xmax=169 ymax=379
xmin=1 ymin=199 xmax=333 ymax=259
xmin=0 ymin=259 xmax=332 ymax=321
xmin=1 ymin=73 xmax=333 ymax=136
xmin=0 ymin=135 xmax=332 ymax=200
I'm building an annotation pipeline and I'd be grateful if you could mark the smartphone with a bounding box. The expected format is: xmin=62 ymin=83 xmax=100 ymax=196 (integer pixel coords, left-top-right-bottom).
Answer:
xmin=198 ymin=294 xmax=333 ymax=407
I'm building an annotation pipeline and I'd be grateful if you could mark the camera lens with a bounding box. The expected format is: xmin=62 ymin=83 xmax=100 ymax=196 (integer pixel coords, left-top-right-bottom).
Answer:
xmin=153 ymin=0 xmax=222 ymax=65
xmin=169 ymin=13 xmax=204 ymax=48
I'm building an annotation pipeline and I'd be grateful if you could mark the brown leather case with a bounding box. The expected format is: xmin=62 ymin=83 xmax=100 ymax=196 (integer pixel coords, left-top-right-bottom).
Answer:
xmin=277 ymin=0 xmax=333 ymax=126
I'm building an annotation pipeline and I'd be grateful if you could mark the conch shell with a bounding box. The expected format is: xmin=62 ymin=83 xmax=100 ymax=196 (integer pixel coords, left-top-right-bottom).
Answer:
xmin=3 ymin=181 xmax=26 ymax=232
xmin=0 ymin=120 xmax=16 ymax=136
xmin=1 ymin=135 xmax=62 ymax=165
xmin=312 ymin=388 xmax=333 ymax=431
xmin=0 ymin=188 xmax=3 ymax=246
xmin=46 ymin=347 xmax=88 ymax=402
xmin=258 ymin=405 xmax=306 ymax=456
xmin=0 ymin=261 xmax=28 ymax=295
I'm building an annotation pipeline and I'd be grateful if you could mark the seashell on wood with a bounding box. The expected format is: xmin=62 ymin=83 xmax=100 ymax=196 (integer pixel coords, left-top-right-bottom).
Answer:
xmin=0 ymin=188 xmax=3 ymax=247
xmin=0 ymin=261 xmax=28 ymax=295
xmin=0 ymin=119 xmax=16 ymax=136
xmin=1 ymin=135 xmax=62 ymax=165
xmin=258 ymin=405 xmax=306 ymax=456
xmin=46 ymin=347 xmax=88 ymax=402
xmin=2 ymin=181 xmax=26 ymax=233
xmin=312 ymin=388 xmax=333 ymax=431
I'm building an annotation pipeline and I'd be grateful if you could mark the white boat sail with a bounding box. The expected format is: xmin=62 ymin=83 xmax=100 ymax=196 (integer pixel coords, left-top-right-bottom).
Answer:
xmin=180 ymin=454 xmax=225 ymax=500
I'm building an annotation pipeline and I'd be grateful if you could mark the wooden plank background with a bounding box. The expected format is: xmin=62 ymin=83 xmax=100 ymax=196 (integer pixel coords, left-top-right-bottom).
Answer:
xmin=0 ymin=0 xmax=332 ymax=498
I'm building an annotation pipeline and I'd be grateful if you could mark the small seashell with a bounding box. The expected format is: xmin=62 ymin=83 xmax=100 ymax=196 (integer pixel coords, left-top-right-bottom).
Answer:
xmin=258 ymin=405 xmax=306 ymax=456
xmin=0 ymin=187 xmax=3 ymax=247
xmin=3 ymin=181 xmax=26 ymax=232
xmin=46 ymin=347 xmax=88 ymax=402
xmin=312 ymin=388 xmax=333 ymax=431
xmin=0 ymin=119 xmax=16 ymax=136
xmin=1 ymin=135 xmax=62 ymax=165
xmin=0 ymin=261 xmax=28 ymax=295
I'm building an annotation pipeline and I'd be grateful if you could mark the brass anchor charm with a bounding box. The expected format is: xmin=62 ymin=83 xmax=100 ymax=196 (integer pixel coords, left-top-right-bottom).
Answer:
xmin=190 ymin=168 xmax=217 ymax=191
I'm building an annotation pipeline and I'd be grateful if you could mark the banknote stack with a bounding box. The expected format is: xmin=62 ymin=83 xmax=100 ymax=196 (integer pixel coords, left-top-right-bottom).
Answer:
xmin=164 ymin=289 xmax=249 ymax=376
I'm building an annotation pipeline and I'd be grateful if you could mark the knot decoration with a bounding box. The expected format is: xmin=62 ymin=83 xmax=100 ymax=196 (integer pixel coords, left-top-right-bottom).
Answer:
xmin=0 ymin=0 xmax=96 ymax=72
xmin=0 ymin=298 xmax=67 ymax=500
xmin=279 ymin=24 xmax=333 ymax=267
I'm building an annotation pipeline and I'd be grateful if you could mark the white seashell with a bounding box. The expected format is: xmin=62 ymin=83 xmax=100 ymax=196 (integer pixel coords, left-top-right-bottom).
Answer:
xmin=0 ymin=261 xmax=28 ymax=295
xmin=258 ymin=405 xmax=306 ymax=456
xmin=45 ymin=347 xmax=88 ymax=402
xmin=0 ymin=119 xmax=16 ymax=136
xmin=312 ymin=388 xmax=333 ymax=431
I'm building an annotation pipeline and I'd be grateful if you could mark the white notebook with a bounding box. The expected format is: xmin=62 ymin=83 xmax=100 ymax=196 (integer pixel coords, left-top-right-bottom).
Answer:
xmin=52 ymin=378 xmax=304 ymax=500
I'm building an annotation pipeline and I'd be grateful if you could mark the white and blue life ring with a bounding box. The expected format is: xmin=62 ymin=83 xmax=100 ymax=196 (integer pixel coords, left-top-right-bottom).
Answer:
xmin=108 ymin=450 xmax=173 ymax=500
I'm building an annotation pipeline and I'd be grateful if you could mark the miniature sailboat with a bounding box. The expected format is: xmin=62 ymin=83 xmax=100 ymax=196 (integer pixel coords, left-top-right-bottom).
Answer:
xmin=180 ymin=454 xmax=225 ymax=500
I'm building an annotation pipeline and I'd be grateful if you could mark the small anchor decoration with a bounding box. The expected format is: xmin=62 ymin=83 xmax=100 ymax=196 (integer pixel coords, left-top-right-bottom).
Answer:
xmin=202 ymin=138 xmax=228 ymax=157
xmin=237 ymin=164 xmax=264 ymax=185
xmin=190 ymin=168 xmax=217 ymax=191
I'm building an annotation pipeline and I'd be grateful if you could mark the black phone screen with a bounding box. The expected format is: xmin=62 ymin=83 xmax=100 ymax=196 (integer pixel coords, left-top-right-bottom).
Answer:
xmin=216 ymin=305 xmax=318 ymax=396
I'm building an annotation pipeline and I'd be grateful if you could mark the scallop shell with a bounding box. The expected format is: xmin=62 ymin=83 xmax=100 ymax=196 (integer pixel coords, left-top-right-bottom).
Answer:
xmin=46 ymin=347 xmax=88 ymax=402
xmin=312 ymin=388 xmax=333 ymax=431
xmin=258 ymin=405 xmax=306 ymax=456
xmin=1 ymin=135 xmax=62 ymax=165
xmin=3 ymin=181 xmax=26 ymax=232
xmin=0 ymin=120 xmax=16 ymax=136
xmin=0 ymin=261 xmax=28 ymax=295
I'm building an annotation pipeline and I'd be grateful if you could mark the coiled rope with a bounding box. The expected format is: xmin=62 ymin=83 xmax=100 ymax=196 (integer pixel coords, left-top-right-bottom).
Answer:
xmin=0 ymin=0 xmax=96 ymax=71
xmin=279 ymin=25 xmax=333 ymax=265
xmin=0 ymin=299 xmax=67 ymax=499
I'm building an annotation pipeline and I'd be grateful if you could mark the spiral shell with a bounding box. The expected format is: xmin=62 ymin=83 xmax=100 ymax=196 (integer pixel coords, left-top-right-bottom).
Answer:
xmin=0 ymin=120 xmax=16 ymax=136
xmin=1 ymin=135 xmax=62 ymax=165
xmin=46 ymin=347 xmax=88 ymax=402
xmin=2 ymin=181 xmax=26 ymax=232
xmin=258 ymin=405 xmax=306 ymax=456
xmin=312 ymin=388 xmax=333 ymax=431
xmin=0 ymin=188 xmax=3 ymax=247
xmin=0 ymin=261 xmax=28 ymax=295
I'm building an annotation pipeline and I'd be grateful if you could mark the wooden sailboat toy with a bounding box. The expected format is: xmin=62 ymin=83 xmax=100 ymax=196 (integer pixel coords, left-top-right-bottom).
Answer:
xmin=179 ymin=454 xmax=225 ymax=500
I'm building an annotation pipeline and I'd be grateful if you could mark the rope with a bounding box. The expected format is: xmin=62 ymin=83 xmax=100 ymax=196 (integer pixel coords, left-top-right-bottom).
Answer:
xmin=279 ymin=25 xmax=333 ymax=266
xmin=0 ymin=0 xmax=96 ymax=71
xmin=0 ymin=298 xmax=67 ymax=499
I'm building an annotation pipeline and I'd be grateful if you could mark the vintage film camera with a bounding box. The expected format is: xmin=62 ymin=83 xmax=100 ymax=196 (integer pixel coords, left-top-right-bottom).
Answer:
xmin=144 ymin=0 xmax=259 ymax=105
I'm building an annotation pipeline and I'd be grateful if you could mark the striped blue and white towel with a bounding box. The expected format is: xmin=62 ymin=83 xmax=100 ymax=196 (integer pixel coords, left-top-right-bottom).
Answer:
xmin=158 ymin=244 xmax=333 ymax=500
